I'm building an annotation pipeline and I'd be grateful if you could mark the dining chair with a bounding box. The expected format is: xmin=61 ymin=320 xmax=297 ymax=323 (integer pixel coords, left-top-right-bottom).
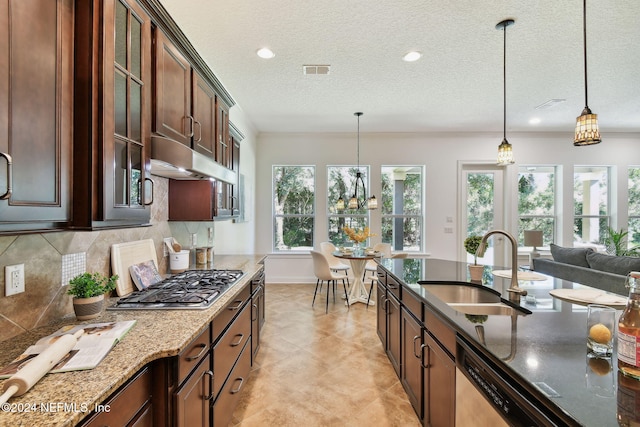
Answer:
xmin=364 ymin=242 xmax=392 ymax=278
xmin=310 ymin=250 xmax=349 ymax=313
xmin=320 ymin=241 xmax=351 ymax=286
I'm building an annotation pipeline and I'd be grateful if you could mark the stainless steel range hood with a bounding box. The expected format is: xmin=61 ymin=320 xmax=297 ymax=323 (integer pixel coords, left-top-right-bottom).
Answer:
xmin=150 ymin=135 xmax=237 ymax=184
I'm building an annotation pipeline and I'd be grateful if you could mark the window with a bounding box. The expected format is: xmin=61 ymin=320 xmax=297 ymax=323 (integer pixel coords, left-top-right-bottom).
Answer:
xmin=273 ymin=166 xmax=315 ymax=251
xmin=629 ymin=167 xmax=640 ymax=248
xmin=381 ymin=166 xmax=423 ymax=251
xmin=574 ymin=166 xmax=610 ymax=245
xmin=518 ymin=166 xmax=556 ymax=246
xmin=327 ymin=166 xmax=369 ymax=245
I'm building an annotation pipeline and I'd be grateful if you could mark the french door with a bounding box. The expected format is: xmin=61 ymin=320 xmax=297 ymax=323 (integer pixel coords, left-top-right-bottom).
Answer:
xmin=459 ymin=163 xmax=505 ymax=265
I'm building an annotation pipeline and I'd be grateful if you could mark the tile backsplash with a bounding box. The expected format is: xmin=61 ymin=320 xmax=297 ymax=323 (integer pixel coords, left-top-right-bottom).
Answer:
xmin=0 ymin=177 xmax=215 ymax=342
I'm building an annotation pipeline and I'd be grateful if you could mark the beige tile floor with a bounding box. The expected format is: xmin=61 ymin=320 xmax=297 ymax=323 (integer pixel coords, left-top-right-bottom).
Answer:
xmin=231 ymin=283 xmax=421 ymax=427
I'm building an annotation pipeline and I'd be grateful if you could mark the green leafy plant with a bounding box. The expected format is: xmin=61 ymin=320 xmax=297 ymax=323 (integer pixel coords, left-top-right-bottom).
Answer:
xmin=603 ymin=227 xmax=640 ymax=257
xmin=67 ymin=272 xmax=118 ymax=299
xmin=464 ymin=235 xmax=483 ymax=265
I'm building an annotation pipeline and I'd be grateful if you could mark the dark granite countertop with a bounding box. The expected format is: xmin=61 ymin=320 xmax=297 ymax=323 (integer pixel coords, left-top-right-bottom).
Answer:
xmin=379 ymin=257 xmax=631 ymax=427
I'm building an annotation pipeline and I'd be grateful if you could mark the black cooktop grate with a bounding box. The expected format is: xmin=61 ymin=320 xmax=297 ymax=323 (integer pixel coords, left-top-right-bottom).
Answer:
xmin=108 ymin=269 xmax=244 ymax=310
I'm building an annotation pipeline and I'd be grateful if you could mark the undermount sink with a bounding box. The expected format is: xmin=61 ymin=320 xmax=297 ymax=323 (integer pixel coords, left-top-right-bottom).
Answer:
xmin=420 ymin=283 xmax=531 ymax=316
xmin=447 ymin=303 xmax=521 ymax=316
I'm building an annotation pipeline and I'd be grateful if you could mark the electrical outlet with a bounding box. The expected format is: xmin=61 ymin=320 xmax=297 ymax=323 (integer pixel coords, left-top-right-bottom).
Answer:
xmin=5 ymin=264 xmax=25 ymax=296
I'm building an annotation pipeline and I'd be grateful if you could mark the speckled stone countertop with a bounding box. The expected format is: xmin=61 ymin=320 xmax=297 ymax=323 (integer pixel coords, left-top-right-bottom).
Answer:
xmin=0 ymin=255 xmax=265 ymax=427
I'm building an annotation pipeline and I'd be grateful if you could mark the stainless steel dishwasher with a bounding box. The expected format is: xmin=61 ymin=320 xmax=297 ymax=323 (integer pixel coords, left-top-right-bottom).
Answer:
xmin=456 ymin=336 xmax=564 ymax=427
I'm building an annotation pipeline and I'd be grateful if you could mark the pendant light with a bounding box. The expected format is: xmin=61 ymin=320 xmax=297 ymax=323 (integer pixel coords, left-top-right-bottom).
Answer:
xmin=336 ymin=112 xmax=377 ymax=211
xmin=496 ymin=19 xmax=515 ymax=166
xmin=574 ymin=0 xmax=601 ymax=146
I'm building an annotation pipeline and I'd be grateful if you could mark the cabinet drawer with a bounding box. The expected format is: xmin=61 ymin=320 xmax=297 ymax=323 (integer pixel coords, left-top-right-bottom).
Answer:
xmin=177 ymin=324 xmax=211 ymax=384
xmin=81 ymin=366 xmax=152 ymax=427
xmin=213 ymin=301 xmax=251 ymax=398
xmin=212 ymin=283 xmax=250 ymax=340
xmin=402 ymin=288 xmax=423 ymax=322
xmin=213 ymin=340 xmax=252 ymax=427
xmin=250 ymin=268 xmax=265 ymax=293
xmin=425 ymin=308 xmax=456 ymax=357
xmin=386 ymin=274 xmax=401 ymax=299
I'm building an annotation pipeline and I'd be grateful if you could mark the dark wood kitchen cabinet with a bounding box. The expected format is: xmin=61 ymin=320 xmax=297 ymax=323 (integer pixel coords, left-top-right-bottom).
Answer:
xmin=377 ymin=267 xmax=401 ymax=376
xmin=154 ymin=29 xmax=193 ymax=146
xmin=73 ymin=0 xmax=152 ymax=229
xmin=79 ymin=365 xmax=153 ymax=427
xmin=401 ymin=306 xmax=424 ymax=419
xmin=422 ymin=329 xmax=455 ymax=427
xmin=192 ymin=71 xmax=217 ymax=157
xmin=250 ymin=267 xmax=266 ymax=362
xmin=0 ymin=0 xmax=73 ymax=233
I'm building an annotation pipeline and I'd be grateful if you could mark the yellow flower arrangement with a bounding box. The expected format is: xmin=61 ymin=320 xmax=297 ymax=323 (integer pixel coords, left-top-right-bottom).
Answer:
xmin=343 ymin=226 xmax=376 ymax=244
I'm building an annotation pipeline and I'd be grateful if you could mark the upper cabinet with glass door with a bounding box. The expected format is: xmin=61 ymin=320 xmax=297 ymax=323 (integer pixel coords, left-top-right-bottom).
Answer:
xmin=73 ymin=0 xmax=152 ymax=228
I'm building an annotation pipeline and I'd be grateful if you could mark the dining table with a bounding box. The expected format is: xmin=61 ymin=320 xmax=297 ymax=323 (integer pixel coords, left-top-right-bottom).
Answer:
xmin=332 ymin=250 xmax=381 ymax=306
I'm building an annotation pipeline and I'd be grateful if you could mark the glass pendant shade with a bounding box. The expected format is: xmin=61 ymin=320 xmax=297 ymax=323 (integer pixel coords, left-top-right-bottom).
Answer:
xmin=497 ymin=138 xmax=514 ymax=165
xmin=574 ymin=108 xmax=601 ymax=146
xmin=495 ymin=19 xmax=515 ymax=166
xmin=574 ymin=0 xmax=601 ymax=146
xmin=335 ymin=197 xmax=345 ymax=211
xmin=348 ymin=196 xmax=358 ymax=210
xmin=367 ymin=195 xmax=378 ymax=210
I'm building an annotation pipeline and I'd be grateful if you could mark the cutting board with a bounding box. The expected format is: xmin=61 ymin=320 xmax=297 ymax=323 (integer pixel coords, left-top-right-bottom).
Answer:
xmin=111 ymin=239 xmax=159 ymax=296
xmin=549 ymin=288 xmax=627 ymax=309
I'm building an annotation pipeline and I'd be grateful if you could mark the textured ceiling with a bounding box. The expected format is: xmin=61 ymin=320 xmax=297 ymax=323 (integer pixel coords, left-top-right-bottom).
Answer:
xmin=158 ymin=0 xmax=640 ymax=134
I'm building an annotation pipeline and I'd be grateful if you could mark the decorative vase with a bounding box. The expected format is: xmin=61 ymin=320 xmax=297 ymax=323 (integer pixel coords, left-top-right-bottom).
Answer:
xmin=468 ymin=264 xmax=484 ymax=282
xmin=72 ymin=294 xmax=104 ymax=320
xmin=352 ymin=242 xmax=364 ymax=256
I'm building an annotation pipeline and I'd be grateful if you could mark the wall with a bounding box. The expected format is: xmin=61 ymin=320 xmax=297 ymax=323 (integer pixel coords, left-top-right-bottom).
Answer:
xmin=256 ymin=130 xmax=639 ymax=283
xmin=0 ymin=109 xmax=257 ymax=342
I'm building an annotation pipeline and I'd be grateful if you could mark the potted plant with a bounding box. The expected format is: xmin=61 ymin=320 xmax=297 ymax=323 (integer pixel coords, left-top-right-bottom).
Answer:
xmin=67 ymin=272 xmax=118 ymax=320
xmin=464 ymin=235 xmax=484 ymax=281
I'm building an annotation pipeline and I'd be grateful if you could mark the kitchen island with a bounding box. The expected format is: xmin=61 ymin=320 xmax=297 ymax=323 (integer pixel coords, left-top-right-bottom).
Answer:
xmin=0 ymin=255 xmax=265 ymax=427
xmin=378 ymin=257 xmax=629 ymax=427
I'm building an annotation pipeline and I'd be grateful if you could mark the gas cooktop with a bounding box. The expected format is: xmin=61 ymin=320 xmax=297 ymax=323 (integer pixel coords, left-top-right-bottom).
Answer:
xmin=108 ymin=269 xmax=244 ymax=310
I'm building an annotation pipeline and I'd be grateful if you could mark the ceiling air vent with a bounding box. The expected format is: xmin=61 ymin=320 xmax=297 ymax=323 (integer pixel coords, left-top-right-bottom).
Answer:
xmin=303 ymin=65 xmax=330 ymax=75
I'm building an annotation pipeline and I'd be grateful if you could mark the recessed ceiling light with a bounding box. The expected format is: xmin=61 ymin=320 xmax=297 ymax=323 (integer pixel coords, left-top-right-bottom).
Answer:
xmin=402 ymin=51 xmax=422 ymax=62
xmin=256 ymin=48 xmax=275 ymax=59
xmin=529 ymin=118 xmax=541 ymax=125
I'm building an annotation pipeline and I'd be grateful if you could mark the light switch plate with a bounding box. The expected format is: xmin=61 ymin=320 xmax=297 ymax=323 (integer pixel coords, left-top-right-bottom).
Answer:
xmin=5 ymin=264 xmax=25 ymax=296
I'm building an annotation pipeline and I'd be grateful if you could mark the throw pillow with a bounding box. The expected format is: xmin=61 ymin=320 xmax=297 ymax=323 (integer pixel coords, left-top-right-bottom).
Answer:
xmin=550 ymin=244 xmax=593 ymax=267
xmin=587 ymin=252 xmax=640 ymax=276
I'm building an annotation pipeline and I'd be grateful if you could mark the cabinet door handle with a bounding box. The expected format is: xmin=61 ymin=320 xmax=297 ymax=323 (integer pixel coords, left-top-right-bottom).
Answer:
xmin=186 ymin=115 xmax=195 ymax=137
xmin=383 ymin=297 xmax=388 ymax=312
xmin=0 ymin=152 xmax=12 ymax=200
xmin=230 ymin=377 xmax=244 ymax=394
xmin=204 ymin=370 xmax=214 ymax=401
xmin=412 ymin=335 xmax=422 ymax=359
xmin=227 ymin=300 xmax=243 ymax=311
xmin=420 ymin=343 xmax=430 ymax=369
xmin=252 ymin=303 xmax=257 ymax=321
xmin=143 ymin=177 xmax=153 ymax=205
xmin=230 ymin=333 xmax=244 ymax=347
xmin=184 ymin=343 xmax=207 ymax=361
xmin=194 ymin=118 xmax=202 ymax=142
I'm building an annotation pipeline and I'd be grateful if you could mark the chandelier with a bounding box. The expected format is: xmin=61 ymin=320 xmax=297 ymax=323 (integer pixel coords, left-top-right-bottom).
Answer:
xmin=336 ymin=112 xmax=377 ymax=211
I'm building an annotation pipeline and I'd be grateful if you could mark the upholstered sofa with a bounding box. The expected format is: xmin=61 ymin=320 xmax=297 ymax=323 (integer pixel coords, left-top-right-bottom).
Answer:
xmin=533 ymin=244 xmax=640 ymax=295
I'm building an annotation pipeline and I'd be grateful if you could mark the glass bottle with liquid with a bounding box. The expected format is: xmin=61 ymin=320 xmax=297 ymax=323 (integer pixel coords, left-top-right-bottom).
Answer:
xmin=618 ymin=272 xmax=640 ymax=379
